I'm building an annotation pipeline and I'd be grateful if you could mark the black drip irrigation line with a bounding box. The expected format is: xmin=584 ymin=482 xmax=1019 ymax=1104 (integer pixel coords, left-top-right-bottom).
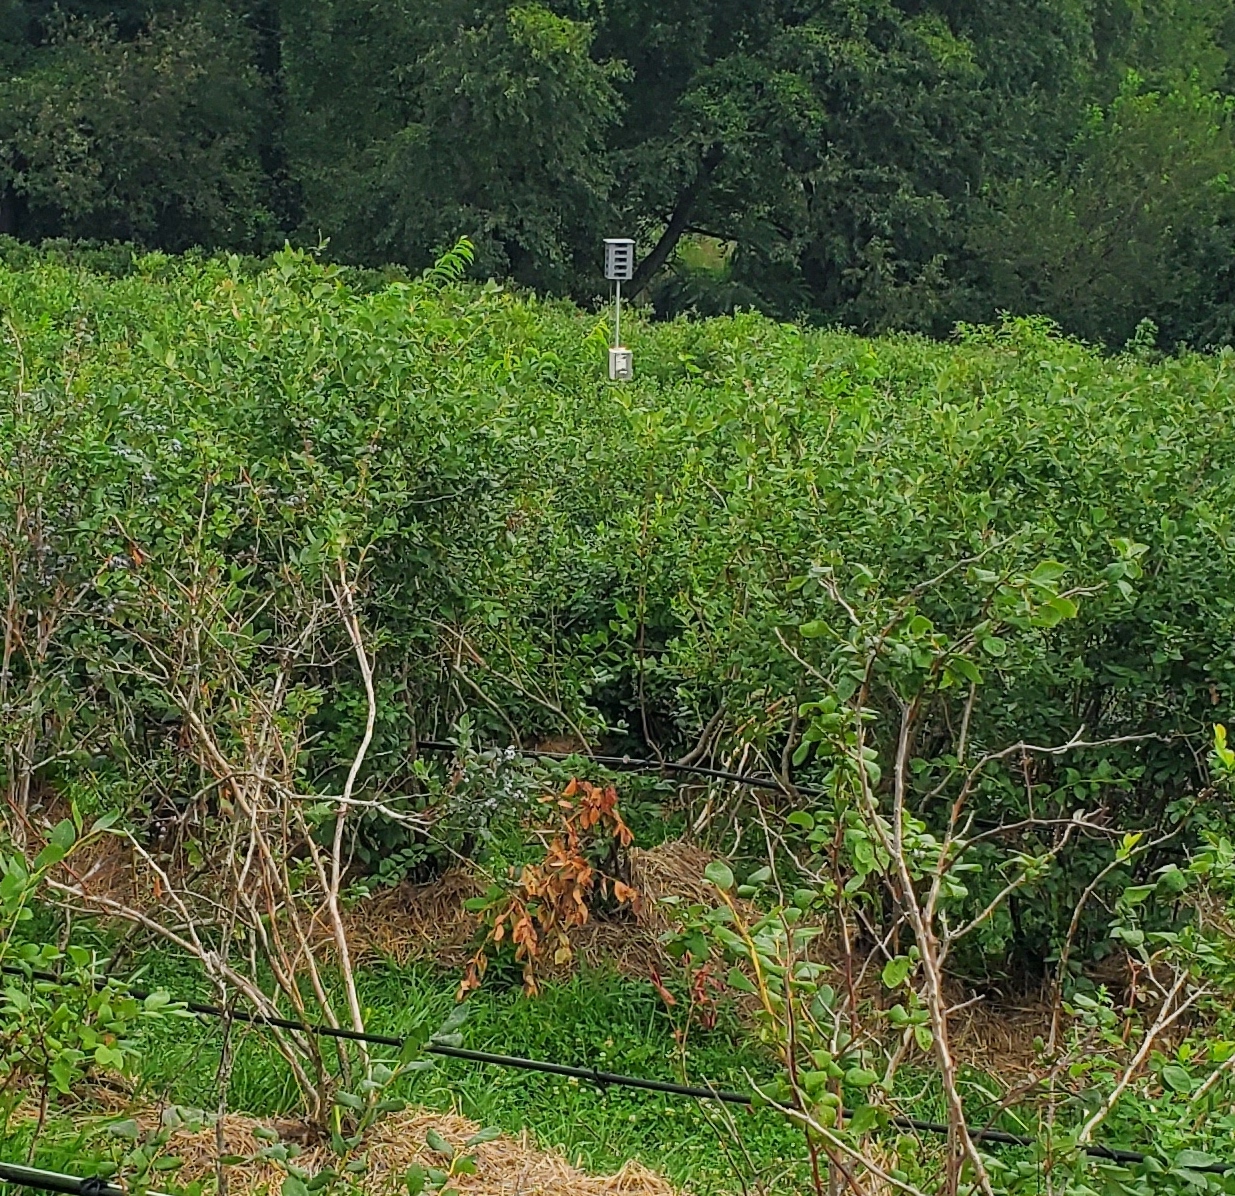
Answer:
xmin=0 ymin=1162 xmax=127 ymax=1196
xmin=3 ymin=968 xmax=1226 ymax=1175
xmin=412 ymin=741 xmax=1102 ymax=841
xmin=416 ymin=740 xmax=800 ymax=795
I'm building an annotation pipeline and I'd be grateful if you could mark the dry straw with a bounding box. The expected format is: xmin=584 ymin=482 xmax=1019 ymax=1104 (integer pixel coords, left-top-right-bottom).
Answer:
xmin=144 ymin=1107 xmax=677 ymax=1196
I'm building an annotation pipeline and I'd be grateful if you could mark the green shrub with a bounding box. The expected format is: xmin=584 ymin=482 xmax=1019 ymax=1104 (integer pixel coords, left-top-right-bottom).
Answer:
xmin=1 ymin=248 xmax=1233 ymax=966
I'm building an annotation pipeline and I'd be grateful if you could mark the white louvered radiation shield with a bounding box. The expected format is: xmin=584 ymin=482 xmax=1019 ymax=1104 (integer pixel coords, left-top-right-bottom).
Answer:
xmin=604 ymin=238 xmax=636 ymax=281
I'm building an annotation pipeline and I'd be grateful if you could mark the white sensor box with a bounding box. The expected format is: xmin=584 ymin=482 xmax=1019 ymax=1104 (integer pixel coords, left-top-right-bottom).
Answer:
xmin=609 ymin=347 xmax=634 ymax=381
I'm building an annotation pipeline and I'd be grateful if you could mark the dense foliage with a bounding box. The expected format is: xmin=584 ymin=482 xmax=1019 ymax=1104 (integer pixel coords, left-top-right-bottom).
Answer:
xmin=5 ymin=248 xmax=1235 ymax=1192
xmin=1 ymin=0 xmax=1234 ymax=347
xmin=3 ymin=248 xmax=1234 ymax=953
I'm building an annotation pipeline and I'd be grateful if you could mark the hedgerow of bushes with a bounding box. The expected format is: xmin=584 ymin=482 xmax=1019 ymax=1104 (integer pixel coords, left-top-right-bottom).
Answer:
xmin=2 ymin=247 xmax=1233 ymax=970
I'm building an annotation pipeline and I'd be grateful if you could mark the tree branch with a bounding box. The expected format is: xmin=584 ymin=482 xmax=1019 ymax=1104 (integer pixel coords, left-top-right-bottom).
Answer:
xmin=629 ymin=145 xmax=725 ymax=295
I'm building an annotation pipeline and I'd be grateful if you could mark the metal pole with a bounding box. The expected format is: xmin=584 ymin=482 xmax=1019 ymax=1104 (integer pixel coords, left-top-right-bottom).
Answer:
xmin=615 ymin=278 xmax=622 ymax=349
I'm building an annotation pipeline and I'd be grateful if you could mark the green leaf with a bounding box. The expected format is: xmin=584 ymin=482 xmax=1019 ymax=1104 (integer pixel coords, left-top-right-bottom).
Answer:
xmin=282 ymin=1176 xmax=309 ymax=1196
xmin=844 ymin=1067 xmax=879 ymax=1088
xmin=400 ymin=1023 xmax=431 ymax=1062
xmin=704 ymin=861 xmax=735 ymax=891
xmin=463 ymin=1127 xmax=502 ymax=1148
xmin=981 ymin=636 xmax=1007 ymax=658
xmin=881 ymin=956 xmax=912 ymax=988
xmin=1033 ymin=602 xmax=1064 ymax=628
xmin=405 ymin=1164 xmax=427 ymax=1196
xmin=426 ymin=1128 xmax=453 ymax=1158
xmin=1029 ymin=560 xmax=1067 ymax=585
xmin=726 ymin=967 xmax=757 ymax=994
xmin=436 ymin=1003 xmax=469 ymax=1037
xmin=49 ymin=1060 xmax=74 ymax=1094
xmin=1155 ymin=865 xmax=1189 ymax=895
xmin=1161 ymin=1065 xmax=1193 ymax=1093
xmin=800 ymin=1069 xmax=829 ymax=1093
xmin=785 ymin=811 xmax=814 ymax=831
xmin=948 ymin=655 xmax=981 ymax=684
xmin=49 ymin=819 xmax=76 ymax=851
xmin=33 ymin=844 xmax=66 ymax=871
xmin=847 ymin=1104 xmax=881 ymax=1135
xmin=1120 ymin=885 xmax=1154 ymax=907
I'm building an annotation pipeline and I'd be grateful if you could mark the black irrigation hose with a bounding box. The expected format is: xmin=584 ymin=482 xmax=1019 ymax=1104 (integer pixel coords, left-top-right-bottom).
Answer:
xmin=0 ymin=1162 xmax=125 ymax=1196
xmin=415 ymin=740 xmax=799 ymax=795
xmin=0 ymin=747 xmax=1209 ymax=1195
xmin=419 ymin=743 xmax=1065 ymax=834
xmin=4 ymin=967 xmax=1227 ymax=1174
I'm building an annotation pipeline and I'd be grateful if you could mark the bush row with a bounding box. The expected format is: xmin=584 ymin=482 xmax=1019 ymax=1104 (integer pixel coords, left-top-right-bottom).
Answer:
xmin=2 ymin=249 xmax=1233 ymax=964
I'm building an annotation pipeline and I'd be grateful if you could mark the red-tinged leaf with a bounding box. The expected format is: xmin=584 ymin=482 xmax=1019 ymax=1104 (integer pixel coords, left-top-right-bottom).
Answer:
xmin=649 ymin=970 xmax=677 ymax=1007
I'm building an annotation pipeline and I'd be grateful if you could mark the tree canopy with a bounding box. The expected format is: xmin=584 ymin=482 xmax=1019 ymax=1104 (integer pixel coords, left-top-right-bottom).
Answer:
xmin=1 ymin=0 xmax=1233 ymax=346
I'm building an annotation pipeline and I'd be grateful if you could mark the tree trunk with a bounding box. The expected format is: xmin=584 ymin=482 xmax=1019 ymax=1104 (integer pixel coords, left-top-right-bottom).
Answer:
xmin=0 ymin=184 xmax=18 ymax=237
xmin=629 ymin=144 xmax=724 ymax=296
xmin=253 ymin=0 xmax=301 ymax=234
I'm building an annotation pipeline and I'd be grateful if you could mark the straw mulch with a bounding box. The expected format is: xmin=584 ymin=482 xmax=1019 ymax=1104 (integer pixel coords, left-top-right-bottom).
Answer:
xmin=140 ymin=1106 xmax=677 ymax=1196
xmin=946 ymin=993 xmax=1051 ymax=1082
xmin=343 ymin=868 xmax=486 ymax=967
xmin=339 ymin=840 xmax=722 ymax=976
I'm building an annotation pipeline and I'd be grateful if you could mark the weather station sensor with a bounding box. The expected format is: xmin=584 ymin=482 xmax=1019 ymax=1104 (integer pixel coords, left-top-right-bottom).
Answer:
xmin=604 ymin=238 xmax=636 ymax=381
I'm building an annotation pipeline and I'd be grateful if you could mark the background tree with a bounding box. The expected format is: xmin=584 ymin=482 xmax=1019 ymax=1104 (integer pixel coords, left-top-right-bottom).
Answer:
xmin=1 ymin=0 xmax=1234 ymax=346
xmin=603 ymin=0 xmax=1093 ymax=330
xmin=280 ymin=0 xmax=622 ymax=291
xmin=969 ymin=80 xmax=1235 ymax=350
xmin=0 ymin=2 xmax=273 ymax=248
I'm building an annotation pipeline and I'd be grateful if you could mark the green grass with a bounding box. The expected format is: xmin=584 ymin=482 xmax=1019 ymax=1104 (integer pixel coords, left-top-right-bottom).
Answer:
xmin=2 ymin=949 xmax=1195 ymax=1194
xmin=0 ymin=938 xmax=1047 ymax=1193
xmin=110 ymin=958 xmax=803 ymax=1193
